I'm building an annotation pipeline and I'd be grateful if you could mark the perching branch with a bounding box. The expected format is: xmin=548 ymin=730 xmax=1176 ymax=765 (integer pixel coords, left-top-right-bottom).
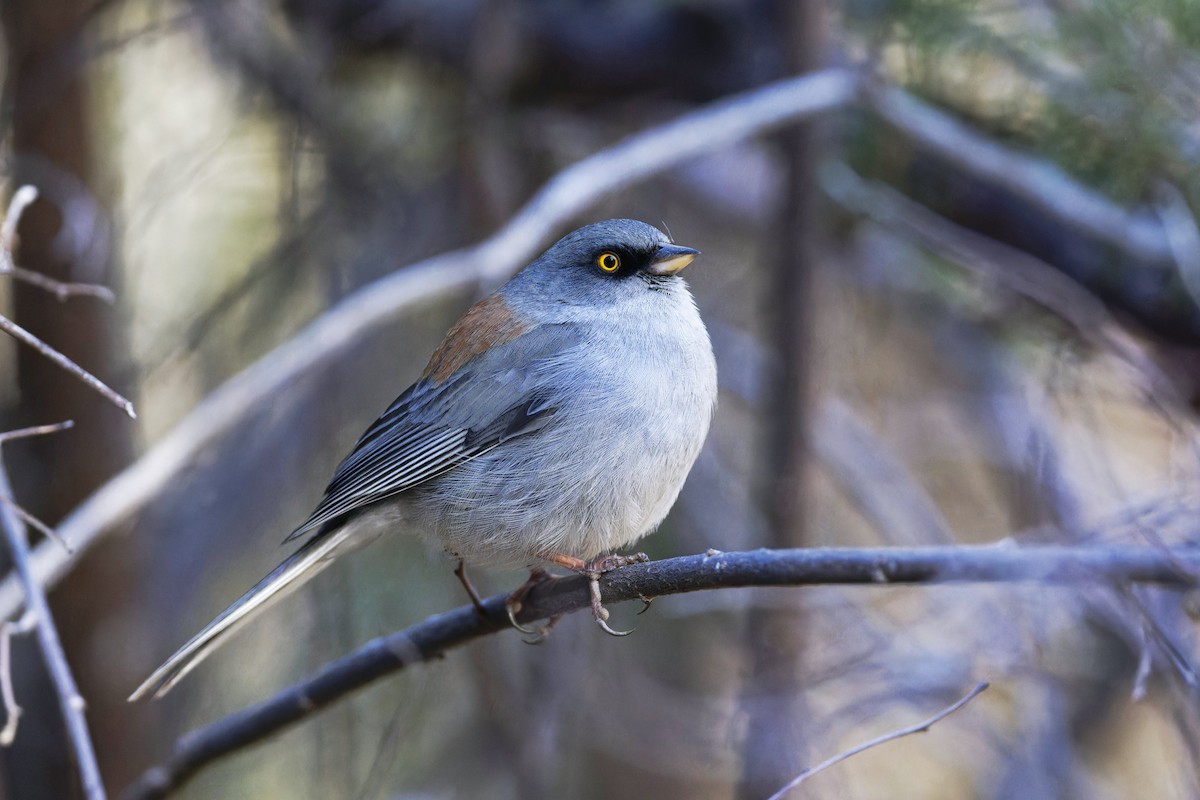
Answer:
xmin=765 ymin=681 xmax=990 ymax=800
xmin=125 ymin=544 xmax=1198 ymax=800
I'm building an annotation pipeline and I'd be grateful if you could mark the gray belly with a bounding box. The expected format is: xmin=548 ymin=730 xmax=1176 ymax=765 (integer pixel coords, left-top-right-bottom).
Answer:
xmin=408 ymin=378 xmax=713 ymax=568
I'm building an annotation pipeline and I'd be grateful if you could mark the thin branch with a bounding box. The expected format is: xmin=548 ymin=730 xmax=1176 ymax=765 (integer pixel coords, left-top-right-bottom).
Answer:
xmin=0 ymin=612 xmax=35 ymax=746
xmin=125 ymin=545 xmax=1197 ymax=799
xmin=0 ymin=186 xmax=37 ymax=249
xmin=0 ymin=422 xmax=77 ymax=559
xmin=0 ymin=186 xmax=129 ymax=414
xmin=0 ymin=420 xmax=75 ymax=445
xmin=2 ymin=265 xmax=116 ymax=303
xmin=765 ymin=681 xmax=990 ymax=800
xmin=0 ymin=496 xmax=72 ymax=554
xmin=0 ymin=316 xmax=135 ymax=419
xmin=0 ymin=450 xmax=105 ymax=797
xmin=0 ymin=187 xmax=112 ymax=301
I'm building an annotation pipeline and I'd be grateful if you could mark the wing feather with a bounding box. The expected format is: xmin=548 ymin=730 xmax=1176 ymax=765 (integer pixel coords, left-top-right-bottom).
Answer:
xmin=284 ymin=321 xmax=579 ymax=542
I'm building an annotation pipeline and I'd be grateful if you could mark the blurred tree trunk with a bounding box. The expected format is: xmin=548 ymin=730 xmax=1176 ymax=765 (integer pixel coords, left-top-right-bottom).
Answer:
xmin=737 ymin=1 xmax=826 ymax=797
xmin=2 ymin=0 xmax=136 ymax=795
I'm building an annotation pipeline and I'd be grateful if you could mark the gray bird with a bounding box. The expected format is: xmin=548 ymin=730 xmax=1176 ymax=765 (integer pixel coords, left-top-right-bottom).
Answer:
xmin=131 ymin=219 xmax=717 ymax=700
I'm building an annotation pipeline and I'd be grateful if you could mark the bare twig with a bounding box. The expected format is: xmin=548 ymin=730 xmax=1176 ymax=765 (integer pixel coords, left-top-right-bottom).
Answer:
xmin=765 ymin=681 xmax=990 ymax=800
xmin=0 ymin=187 xmax=113 ymax=302
xmin=0 ymin=317 xmax=135 ymax=418
xmin=0 ymin=496 xmax=72 ymax=554
xmin=0 ymin=422 xmax=75 ymax=555
xmin=2 ymin=265 xmax=116 ymax=303
xmin=0 ymin=186 xmax=36 ymax=249
xmin=0 ymin=611 xmax=35 ymax=746
xmin=0 ymin=451 xmax=105 ymax=797
xmin=0 ymin=187 xmax=130 ymax=415
xmin=0 ymin=420 xmax=75 ymax=444
xmin=125 ymin=545 xmax=1195 ymax=799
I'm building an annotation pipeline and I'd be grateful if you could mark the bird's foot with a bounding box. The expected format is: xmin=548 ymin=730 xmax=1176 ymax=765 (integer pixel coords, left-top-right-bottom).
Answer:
xmin=546 ymin=552 xmax=649 ymax=637
xmin=505 ymin=568 xmax=561 ymax=643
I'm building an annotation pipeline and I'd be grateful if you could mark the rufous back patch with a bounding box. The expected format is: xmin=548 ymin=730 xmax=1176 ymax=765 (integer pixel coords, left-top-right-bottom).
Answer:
xmin=421 ymin=294 xmax=529 ymax=384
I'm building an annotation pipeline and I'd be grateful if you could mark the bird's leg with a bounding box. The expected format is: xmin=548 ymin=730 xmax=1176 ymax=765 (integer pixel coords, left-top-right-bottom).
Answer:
xmin=505 ymin=568 xmax=560 ymax=642
xmin=454 ymin=558 xmax=487 ymax=618
xmin=547 ymin=552 xmax=649 ymax=637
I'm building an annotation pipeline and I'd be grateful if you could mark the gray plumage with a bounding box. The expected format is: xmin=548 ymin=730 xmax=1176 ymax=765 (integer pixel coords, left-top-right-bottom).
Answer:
xmin=131 ymin=219 xmax=717 ymax=700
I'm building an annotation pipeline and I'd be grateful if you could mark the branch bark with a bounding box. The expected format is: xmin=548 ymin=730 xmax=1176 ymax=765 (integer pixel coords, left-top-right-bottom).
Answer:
xmin=125 ymin=544 xmax=1198 ymax=800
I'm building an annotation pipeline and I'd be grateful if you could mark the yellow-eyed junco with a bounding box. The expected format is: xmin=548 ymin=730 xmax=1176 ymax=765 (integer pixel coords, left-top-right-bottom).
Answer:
xmin=131 ymin=219 xmax=717 ymax=700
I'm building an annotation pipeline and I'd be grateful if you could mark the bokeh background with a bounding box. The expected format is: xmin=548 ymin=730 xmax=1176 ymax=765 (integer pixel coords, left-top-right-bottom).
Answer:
xmin=1 ymin=0 xmax=1199 ymax=797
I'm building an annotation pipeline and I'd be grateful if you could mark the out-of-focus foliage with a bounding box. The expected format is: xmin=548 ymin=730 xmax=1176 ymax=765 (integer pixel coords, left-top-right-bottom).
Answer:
xmin=849 ymin=0 xmax=1200 ymax=202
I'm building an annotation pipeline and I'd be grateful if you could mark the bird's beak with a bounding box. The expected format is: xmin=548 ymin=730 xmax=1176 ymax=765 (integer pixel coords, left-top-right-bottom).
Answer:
xmin=647 ymin=244 xmax=700 ymax=276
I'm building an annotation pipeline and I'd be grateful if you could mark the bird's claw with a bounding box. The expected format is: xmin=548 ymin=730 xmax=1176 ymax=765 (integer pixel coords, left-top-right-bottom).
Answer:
xmin=588 ymin=572 xmax=634 ymax=637
xmin=636 ymin=594 xmax=655 ymax=615
xmin=506 ymin=601 xmax=560 ymax=643
xmin=506 ymin=568 xmax=558 ymax=641
xmin=542 ymin=551 xmax=649 ymax=636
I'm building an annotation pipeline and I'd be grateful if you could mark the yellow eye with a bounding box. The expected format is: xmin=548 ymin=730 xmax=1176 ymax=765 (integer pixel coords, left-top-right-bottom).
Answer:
xmin=597 ymin=252 xmax=621 ymax=273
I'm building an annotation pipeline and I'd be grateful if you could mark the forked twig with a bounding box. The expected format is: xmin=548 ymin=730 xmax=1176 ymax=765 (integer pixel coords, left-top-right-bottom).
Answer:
xmin=0 ymin=187 xmax=113 ymax=302
xmin=0 ymin=423 xmax=75 ymax=554
xmin=0 ymin=187 xmax=132 ymax=417
xmin=0 ymin=497 xmax=72 ymax=554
